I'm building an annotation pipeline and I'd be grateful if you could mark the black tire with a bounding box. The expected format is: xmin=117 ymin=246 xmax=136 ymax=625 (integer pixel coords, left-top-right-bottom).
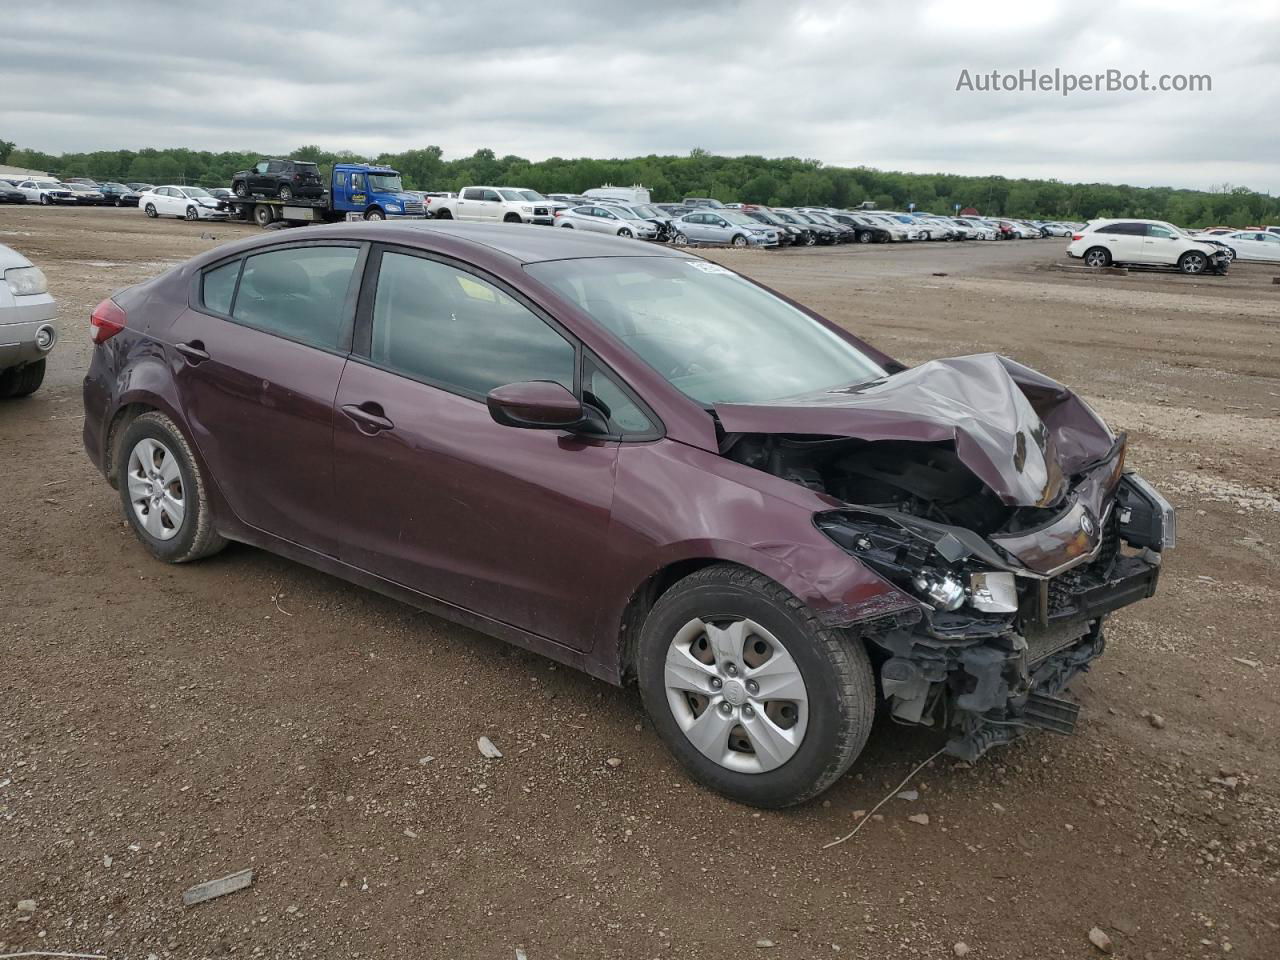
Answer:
xmin=561 ymin=223 xmax=574 ymax=228
xmin=233 ymin=181 xmax=249 ymax=198
xmin=1083 ymin=246 xmax=1110 ymax=268
xmin=185 ymin=206 xmax=199 ymax=222
xmin=278 ymin=184 xmax=293 ymax=201
xmin=0 ymin=359 xmax=46 ymax=398
xmin=618 ymin=228 xmax=633 ymax=239
xmin=115 ymin=198 xmax=123 ymax=207
xmin=40 ymin=194 xmax=50 ymax=205
xmin=253 ymin=204 xmax=274 ymax=227
xmin=363 ymin=207 xmax=385 ymax=221
xmin=434 ymin=208 xmax=452 ymax=220
xmin=730 ymin=234 xmax=748 ymax=248
xmin=503 ymin=213 xmax=522 ymax=223
xmin=1178 ymin=251 xmax=1207 ymax=275
xmin=636 ymin=563 xmax=876 ymax=808
xmin=803 ymin=233 xmax=816 ymax=247
xmin=857 ymin=231 xmax=872 ymax=243
xmin=116 ymin=411 xmax=227 ymax=564
xmin=144 ymin=203 xmax=158 ymax=218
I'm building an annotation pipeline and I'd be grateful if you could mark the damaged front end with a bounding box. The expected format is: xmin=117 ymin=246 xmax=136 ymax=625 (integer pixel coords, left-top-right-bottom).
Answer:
xmin=718 ymin=354 xmax=1176 ymax=762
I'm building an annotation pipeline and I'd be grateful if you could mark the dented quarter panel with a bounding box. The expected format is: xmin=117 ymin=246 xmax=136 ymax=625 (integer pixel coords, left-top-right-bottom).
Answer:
xmin=600 ymin=440 xmax=920 ymax=657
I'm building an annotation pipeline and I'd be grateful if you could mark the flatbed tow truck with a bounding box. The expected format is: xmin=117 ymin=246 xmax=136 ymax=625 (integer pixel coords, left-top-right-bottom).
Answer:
xmin=224 ymin=162 xmax=425 ymax=227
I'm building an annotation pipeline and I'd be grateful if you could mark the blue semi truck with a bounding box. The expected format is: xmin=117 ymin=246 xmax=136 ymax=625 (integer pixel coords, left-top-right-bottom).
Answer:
xmin=226 ymin=161 xmax=425 ymax=227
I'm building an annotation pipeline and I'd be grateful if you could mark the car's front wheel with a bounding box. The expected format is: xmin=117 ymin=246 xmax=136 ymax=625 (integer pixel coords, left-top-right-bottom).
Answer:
xmin=637 ymin=564 xmax=876 ymax=808
xmin=116 ymin=412 xmax=226 ymax=564
xmin=731 ymin=234 xmax=748 ymax=247
xmin=185 ymin=206 xmax=199 ymax=221
xmin=670 ymin=232 xmax=689 ymax=246
xmin=363 ymin=207 xmax=385 ymax=221
xmin=1178 ymin=251 xmax=1207 ymax=274
xmin=618 ymin=228 xmax=633 ymax=239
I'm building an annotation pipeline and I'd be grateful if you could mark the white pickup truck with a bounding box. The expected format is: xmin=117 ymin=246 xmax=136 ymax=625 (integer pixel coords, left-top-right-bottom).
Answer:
xmin=429 ymin=186 xmax=555 ymax=225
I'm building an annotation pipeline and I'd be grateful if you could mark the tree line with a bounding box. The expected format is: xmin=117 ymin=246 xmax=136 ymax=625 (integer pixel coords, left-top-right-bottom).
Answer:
xmin=2 ymin=139 xmax=1275 ymax=227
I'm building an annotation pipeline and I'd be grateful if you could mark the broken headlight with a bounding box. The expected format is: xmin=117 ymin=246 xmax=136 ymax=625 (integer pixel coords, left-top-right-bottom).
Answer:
xmin=816 ymin=509 xmax=1022 ymax=616
xmin=967 ymin=571 xmax=1018 ymax=613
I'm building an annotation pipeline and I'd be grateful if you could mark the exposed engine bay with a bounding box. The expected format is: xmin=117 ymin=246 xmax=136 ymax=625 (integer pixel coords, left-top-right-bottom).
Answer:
xmin=715 ymin=354 xmax=1176 ymax=761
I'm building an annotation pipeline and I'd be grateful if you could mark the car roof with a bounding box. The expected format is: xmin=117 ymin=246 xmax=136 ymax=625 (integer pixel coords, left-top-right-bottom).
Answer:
xmin=194 ymin=220 xmax=698 ymax=268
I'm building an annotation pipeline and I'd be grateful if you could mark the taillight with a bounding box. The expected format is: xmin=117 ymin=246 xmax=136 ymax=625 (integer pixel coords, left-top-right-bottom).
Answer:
xmin=1071 ymin=233 xmax=1083 ymax=241
xmin=90 ymin=298 xmax=126 ymax=344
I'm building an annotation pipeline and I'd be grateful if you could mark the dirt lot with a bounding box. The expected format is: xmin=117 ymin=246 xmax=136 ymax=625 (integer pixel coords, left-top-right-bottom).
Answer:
xmin=2 ymin=206 xmax=1277 ymax=959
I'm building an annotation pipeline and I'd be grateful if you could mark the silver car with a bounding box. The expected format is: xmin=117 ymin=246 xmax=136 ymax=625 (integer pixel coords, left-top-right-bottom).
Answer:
xmin=556 ymin=205 xmax=657 ymax=239
xmin=0 ymin=243 xmax=57 ymax=397
xmin=672 ymin=210 xmax=779 ymax=247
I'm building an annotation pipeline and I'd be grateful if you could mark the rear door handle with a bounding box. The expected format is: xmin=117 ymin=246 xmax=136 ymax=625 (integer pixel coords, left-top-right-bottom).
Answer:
xmin=341 ymin=402 xmax=394 ymax=434
xmin=175 ymin=341 xmax=210 ymax=364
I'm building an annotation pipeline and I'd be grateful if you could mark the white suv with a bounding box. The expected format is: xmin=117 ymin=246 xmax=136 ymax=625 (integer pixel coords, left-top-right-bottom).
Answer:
xmin=1067 ymin=219 xmax=1230 ymax=275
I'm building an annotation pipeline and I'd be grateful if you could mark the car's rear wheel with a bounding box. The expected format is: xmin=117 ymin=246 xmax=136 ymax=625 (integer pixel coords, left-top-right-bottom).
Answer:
xmin=731 ymin=234 xmax=748 ymax=247
xmin=434 ymin=209 xmax=452 ymax=220
xmin=144 ymin=203 xmax=158 ymax=218
xmin=253 ymin=204 xmax=275 ymax=227
xmin=1179 ymin=251 xmax=1207 ymax=274
xmin=637 ymin=564 xmax=876 ymax=808
xmin=278 ymin=184 xmax=293 ymax=201
xmin=117 ymin=412 xmax=226 ymax=564
xmin=1083 ymin=246 xmax=1111 ymax=268
xmin=185 ymin=206 xmax=199 ymax=221
xmin=0 ymin=359 xmax=46 ymax=398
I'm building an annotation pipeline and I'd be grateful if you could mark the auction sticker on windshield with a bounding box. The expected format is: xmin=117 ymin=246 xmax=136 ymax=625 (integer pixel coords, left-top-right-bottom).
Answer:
xmin=685 ymin=261 xmax=734 ymax=275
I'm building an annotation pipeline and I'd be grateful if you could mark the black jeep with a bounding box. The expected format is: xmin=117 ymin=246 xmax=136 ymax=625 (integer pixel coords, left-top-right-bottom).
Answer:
xmin=231 ymin=159 xmax=324 ymax=201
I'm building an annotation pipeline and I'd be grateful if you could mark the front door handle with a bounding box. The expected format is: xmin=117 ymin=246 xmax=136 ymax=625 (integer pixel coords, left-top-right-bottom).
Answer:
xmin=341 ymin=402 xmax=394 ymax=434
xmin=174 ymin=341 xmax=210 ymax=364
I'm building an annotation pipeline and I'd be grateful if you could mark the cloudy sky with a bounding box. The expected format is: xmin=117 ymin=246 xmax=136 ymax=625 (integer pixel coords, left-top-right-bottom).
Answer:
xmin=4 ymin=0 xmax=1277 ymax=191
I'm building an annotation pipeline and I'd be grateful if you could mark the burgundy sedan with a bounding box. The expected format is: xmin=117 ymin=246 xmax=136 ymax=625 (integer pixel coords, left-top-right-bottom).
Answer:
xmin=82 ymin=222 xmax=1174 ymax=807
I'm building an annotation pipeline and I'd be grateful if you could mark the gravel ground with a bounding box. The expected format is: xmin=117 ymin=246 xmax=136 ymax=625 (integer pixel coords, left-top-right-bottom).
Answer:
xmin=2 ymin=206 xmax=1277 ymax=959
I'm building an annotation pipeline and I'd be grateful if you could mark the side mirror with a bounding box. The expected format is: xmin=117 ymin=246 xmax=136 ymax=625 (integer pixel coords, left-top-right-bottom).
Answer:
xmin=487 ymin=381 xmax=584 ymax=431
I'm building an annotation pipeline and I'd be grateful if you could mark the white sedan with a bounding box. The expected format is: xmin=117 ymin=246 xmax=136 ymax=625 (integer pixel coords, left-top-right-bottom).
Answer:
xmin=555 ymin=204 xmax=656 ymax=239
xmin=139 ymin=186 xmax=229 ymax=221
xmin=1207 ymin=230 xmax=1280 ymax=262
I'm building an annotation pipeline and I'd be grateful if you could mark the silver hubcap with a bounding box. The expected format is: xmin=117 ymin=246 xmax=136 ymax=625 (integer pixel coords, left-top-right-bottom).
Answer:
xmin=1183 ymin=255 xmax=1204 ymax=273
xmin=1086 ymin=251 xmax=1105 ymax=266
xmin=126 ymin=438 xmax=185 ymax=541
xmin=664 ymin=617 xmax=809 ymax=774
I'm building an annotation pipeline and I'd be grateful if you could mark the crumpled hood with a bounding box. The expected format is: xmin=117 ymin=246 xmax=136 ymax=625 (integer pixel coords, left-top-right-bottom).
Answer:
xmin=714 ymin=353 xmax=1116 ymax=507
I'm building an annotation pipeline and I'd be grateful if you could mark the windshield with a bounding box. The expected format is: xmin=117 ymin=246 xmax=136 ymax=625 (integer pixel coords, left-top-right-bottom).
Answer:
xmin=184 ymin=187 xmax=212 ymax=198
xmin=369 ymin=174 xmax=404 ymax=193
xmin=518 ymin=190 xmax=546 ymax=201
xmin=38 ymin=181 xmax=61 ymax=189
xmin=720 ymin=211 xmax=759 ymax=226
xmin=772 ymin=211 xmax=800 ymax=224
xmin=526 ymin=257 xmax=885 ymax=406
xmin=632 ymin=204 xmax=662 ymax=218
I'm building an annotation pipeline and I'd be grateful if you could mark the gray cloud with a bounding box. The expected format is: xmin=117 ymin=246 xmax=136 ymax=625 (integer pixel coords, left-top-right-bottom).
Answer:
xmin=3 ymin=0 xmax=1276 ymax=191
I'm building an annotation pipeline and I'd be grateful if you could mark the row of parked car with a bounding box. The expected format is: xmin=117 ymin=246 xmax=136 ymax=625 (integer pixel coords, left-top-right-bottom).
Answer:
xmin=533 ymin=192 xmax=1082 ymax=249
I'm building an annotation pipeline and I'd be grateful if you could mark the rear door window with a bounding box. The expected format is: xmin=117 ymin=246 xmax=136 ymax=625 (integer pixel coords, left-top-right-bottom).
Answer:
xmin=231 ymin=245 xmax=361 ymax=350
